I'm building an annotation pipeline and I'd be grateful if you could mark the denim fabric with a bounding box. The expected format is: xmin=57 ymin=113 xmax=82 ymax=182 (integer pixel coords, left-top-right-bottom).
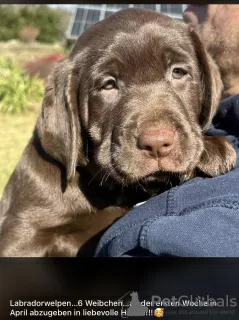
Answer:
xmin=95 ymin=95 xmax=239 ymax=257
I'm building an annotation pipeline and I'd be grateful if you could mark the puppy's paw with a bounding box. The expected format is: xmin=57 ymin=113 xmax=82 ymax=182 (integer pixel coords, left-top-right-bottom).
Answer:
xmin=197 ymin=136 xmax=237 ymax=177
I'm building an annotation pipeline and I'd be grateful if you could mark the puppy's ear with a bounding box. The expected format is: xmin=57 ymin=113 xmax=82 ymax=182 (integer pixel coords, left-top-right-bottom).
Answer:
xmin=190 ymin=28 xmax=223 ymax=132
xmin=37 ymin=58 xmax=88 ymax=182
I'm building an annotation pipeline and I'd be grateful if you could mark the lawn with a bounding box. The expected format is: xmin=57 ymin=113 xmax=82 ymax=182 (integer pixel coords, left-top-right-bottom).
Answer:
xmin=0 ymin=109 xmax=40 ymax=197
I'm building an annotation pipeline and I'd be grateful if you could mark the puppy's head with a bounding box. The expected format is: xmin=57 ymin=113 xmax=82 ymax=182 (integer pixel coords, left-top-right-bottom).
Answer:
xmin=37 ymin=8 xmax=223 ymax=186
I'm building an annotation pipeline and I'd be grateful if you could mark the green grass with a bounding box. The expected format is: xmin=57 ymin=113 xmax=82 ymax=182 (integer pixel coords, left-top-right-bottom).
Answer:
xmin=0 ymin=108 xmax=40 ymax=197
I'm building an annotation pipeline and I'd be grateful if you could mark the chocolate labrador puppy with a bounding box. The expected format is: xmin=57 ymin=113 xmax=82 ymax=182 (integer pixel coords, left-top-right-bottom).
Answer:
xmin=0 ymin=9 xmax=236 ymax=257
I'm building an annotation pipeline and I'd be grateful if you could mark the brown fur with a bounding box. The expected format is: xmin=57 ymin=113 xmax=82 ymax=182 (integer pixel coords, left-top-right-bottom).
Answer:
xmin=184 ymin=5 xmax=239 ymax=97
xmin=0 ymin=9 xmax=236 ymax=257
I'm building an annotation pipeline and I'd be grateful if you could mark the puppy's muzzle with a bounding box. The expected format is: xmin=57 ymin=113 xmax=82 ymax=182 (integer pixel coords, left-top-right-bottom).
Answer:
xmin=137 ymin=126 xmax=175 ymax=158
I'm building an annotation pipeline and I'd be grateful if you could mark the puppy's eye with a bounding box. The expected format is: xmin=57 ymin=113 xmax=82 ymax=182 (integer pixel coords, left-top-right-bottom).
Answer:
xmin=172 ymin=68 xmax=187 ymax=79
xmin=102 ymin=79 xmax=117 ymax=90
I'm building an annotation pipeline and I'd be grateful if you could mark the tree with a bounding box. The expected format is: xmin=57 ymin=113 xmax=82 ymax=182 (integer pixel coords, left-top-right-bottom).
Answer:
xmin=0 ymin=5 xmax=70 ymax=43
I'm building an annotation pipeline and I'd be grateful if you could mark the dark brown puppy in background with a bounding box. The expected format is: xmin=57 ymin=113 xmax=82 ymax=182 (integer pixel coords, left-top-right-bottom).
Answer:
xmin=0 ymin=9 xmax=236 ymax=257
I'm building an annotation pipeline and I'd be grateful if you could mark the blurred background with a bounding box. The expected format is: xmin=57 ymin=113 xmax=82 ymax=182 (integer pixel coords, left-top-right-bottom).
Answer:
xmin=0 ymin=4 xmax=185 ymax=196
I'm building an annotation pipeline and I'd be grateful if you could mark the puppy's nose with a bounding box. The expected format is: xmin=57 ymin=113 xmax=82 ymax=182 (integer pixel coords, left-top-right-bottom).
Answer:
xmin=137 ymin=129 xmax=175 ymax=158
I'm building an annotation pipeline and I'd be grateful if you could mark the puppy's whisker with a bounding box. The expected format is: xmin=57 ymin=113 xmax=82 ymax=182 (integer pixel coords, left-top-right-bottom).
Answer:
xmin=100 ymin=170 xmax=108 ymax=186
xmin=104 ymin=165 xmax=118 ymax=183
xmin=138 ymin=182 xmax=147 ymax=193
xmin=100 ymin=163 xmax=118 ymax=185
xmin=88 ymin=169 xmax=103 ymax=186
